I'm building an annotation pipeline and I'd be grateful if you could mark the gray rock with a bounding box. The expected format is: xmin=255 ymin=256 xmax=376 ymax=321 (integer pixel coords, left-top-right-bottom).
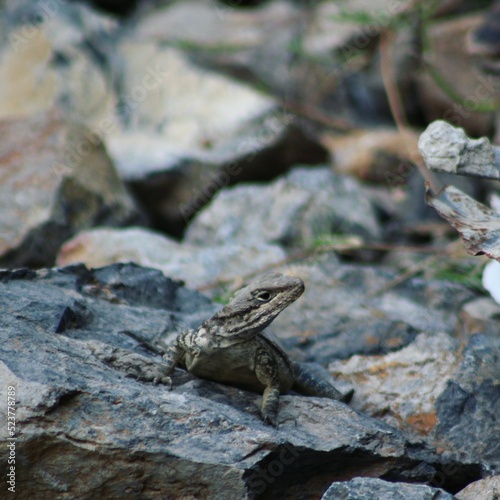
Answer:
xmin=271 ymin=254 xmax=476 ymax=357
xmin=456 ymin=475 xmax=500 ymax=500
xmin=329 ymin=332 xmax=500 ymax=473
xmin=186 ymin=166 xmax=381 ymax=248
xmin=0 ymin=112 xmax=140 ymax=268
xmin=0 ymin=2 xmax=118 ymax=127
xmin=57 ymin=226 xmax=286 ymax=293
xmin=0 ymin=264 xmax=482 ymax=498
xmin=104 ymin=37 xmax=327 ymax=232
xmin=322 ymin=477 xmax=458 ymax=500
xmin=132 ymin=0 xmax=304 ymax=100
xmin=0 ymin=1 xmax=327 ymax=236
xmin=419 ymin=121 xmax=499 ymax=179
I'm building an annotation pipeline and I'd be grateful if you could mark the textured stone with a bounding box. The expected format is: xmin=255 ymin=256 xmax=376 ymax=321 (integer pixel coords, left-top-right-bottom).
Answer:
xmin=0 ymin=264 xmax=482 ymax=498
xmin=456 ymin=475 xmax=500 ymax=500
xmin=185 ymin=166 xmax=381 ymax=248
xmin=57 ymin=226 xmax=286 ymax=293
xmin=329 ymin=332 xmax=500 ymax=471
xmin=271 ymin=254 xmax=477 ymax=354
xmin=323 ymin=477 xmax=457 ymax=500
xmin=419 ymin=121 xmax=498 ymax=179
xmin=0 ymin=2 xmax=118 ymax=128
xmin=0 ymin=112 xmax=140 ymax=268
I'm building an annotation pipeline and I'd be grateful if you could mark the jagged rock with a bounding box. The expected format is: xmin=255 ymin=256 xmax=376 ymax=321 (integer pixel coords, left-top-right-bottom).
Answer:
xmin=329 ymin=331 xmax=500 ymax=472
xmin=271 ymin=254 xmax=477 ymax=358
xmin=0 ymin=112 xmax=140 ymax=268
xmin=132 ymin=0 xmax=304 ymax=98
xmin=0 ymin=2 xmax=118 ymax=128
xmin=105 ymin=42 xmax=326 ymax=233
xmin=456 ymin=475 xmax=500 ymax=500
xmin=419 ymin=121 xmax=499 ymax=180
xmin=0 ymin=2 xmax=327 ymax=236
xmin=57 ymin=226 xmax=286 ymax=292
xmin=322 ymin=477 xmax=458 ymax=500
xmin=0 ymin=264 xmax=483 ymax=498
xmin=185 ymin=166 xmax=381 ymax=248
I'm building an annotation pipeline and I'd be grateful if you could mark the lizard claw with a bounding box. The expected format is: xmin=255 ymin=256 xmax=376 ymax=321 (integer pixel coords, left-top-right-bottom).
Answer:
xmin=153 ymin=375 xmax=173 ymax=389
xmin=262 ymin=412 xmax=278 ymax=428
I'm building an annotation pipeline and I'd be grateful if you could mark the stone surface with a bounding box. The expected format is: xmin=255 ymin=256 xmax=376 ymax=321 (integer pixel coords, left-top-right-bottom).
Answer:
xmin=456 ymin=475 xmax=500 ymax=500
xmin=57 ymin=226 xmax=286 ymax=293
xmin=419 ymin=121 xmax=499 ymax=180
xmin=0 ymin=2 xmax=327 ymax=236
xmin=329 ymin=332 xmax=500 ymax=472
xmin=132 ymin=0 xmax=303 ymax=98
xmin=0 ymin=264 xmax=480 ymax=498
xmin=105 ymin=41 xmax=326 ymax=233
xmin=185 ymin=166 xmax=381 ymax=248
xmin=0 ymin=112 xmax=140 ymax=268
xmin=322 ymin=477 xmax=458 ymax=500
xmin=271 ymin=254 xmax=477 ymax=357
xmin=0 ymin=264 xmax=482 ymax=498
xmin=0 ymin=2 xmax=118 ymax=128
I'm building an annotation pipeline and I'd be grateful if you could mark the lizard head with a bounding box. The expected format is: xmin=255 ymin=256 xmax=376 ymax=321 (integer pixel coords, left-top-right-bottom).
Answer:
xmin=210 ymin=273 xmax=305 ymax=338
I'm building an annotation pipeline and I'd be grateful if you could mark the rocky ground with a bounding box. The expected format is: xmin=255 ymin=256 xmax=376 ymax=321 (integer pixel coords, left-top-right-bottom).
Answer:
xmin=0 ymin=0 xmax=499 ymax=499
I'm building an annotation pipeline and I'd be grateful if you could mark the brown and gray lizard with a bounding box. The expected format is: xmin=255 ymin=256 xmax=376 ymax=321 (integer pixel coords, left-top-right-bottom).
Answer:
xmin=125 ymin=272 xmax=353 ymax=426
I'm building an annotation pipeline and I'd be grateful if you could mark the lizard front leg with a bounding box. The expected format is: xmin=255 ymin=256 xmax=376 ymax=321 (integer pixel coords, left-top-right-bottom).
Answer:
xmin=157 ymin=331 xmax=191 ymax=387
xmin=254 ymin=348 xmax=281 ymax=426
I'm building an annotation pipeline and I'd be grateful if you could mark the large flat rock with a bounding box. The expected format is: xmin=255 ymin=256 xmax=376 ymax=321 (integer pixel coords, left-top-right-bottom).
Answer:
xmin=0 ymin=264 xmax=483 ymax=498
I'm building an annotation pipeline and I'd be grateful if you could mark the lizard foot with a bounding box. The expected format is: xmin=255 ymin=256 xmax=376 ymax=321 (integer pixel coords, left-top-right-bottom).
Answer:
xmin=261 ymin=411 xmax=278 ymax=427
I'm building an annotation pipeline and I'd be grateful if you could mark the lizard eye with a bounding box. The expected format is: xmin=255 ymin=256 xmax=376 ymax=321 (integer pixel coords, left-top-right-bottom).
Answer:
xmin=255 ymin=291 xmax=272 ymax=302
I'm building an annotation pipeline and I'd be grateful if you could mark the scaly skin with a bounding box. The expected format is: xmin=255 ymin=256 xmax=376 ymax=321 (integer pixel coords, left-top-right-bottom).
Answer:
xmin=154 ymin=273 xmax=353 ymax=426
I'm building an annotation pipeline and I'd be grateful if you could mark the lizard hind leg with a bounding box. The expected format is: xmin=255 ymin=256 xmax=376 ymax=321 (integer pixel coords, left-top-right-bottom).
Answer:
xmin=292 ymin=362 xmax=354 ymax=403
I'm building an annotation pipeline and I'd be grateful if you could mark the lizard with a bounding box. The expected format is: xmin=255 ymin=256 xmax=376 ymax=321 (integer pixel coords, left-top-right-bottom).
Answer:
xmin=123 ymin=272 xmax=353 ymax=426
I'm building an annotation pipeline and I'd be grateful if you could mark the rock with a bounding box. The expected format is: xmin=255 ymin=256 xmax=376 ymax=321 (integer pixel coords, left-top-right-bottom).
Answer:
xmin=425 ymin=184 xmax=500 ymax=261
xmin=322 ymin=477 xmax=458 ymax=500
xmin=132 ymin=0 xmax=304 ymax=97
xmin=185 ymin=166 xmax=381 ymax=248
xmin=416 ymin=15 xmax=496 ymax=137
xmin=0 ymin=2 xmax=118 ymax=128
xmin=329 ymin=332 xmax=500 ymax=472
xmin=459 ymin=297 xmax=500 ymax=337
xmin=271 ymin=254 xmax=477 ymax=358
xmin=0 ymin=1 xmax=327 ymax=236
xmin=57 ymin=226 xmax=286 ymax=293
xmin=0 ymin=264 xmax=483 ymax=498
xmin=419 ymin=121 xmax=499 ymax=180
xmin=466 ymin=0 xmax=500 ymax=73
xmin=456 ymin=475 xmax=500 ymax=500
xmin=303 ymin=0 xmax=410 ymax=59
xmin=0 ymin=112 xmax=140 ymax=268
xmin=104 ymin=40 xmax=326 ymax=234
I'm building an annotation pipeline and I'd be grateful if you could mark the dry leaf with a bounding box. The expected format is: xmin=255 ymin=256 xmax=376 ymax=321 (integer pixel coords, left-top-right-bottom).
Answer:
xmin=426 ymin=183 xmax=500 ymax=261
